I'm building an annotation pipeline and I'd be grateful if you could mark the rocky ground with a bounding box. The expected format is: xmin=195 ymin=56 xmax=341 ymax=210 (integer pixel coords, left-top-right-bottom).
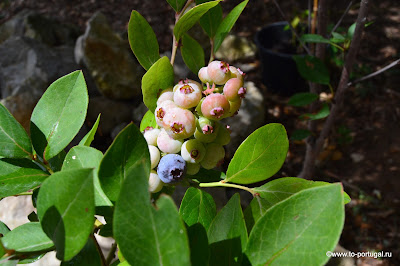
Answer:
xmin=1 ymin=0 xmax=399 ymax=265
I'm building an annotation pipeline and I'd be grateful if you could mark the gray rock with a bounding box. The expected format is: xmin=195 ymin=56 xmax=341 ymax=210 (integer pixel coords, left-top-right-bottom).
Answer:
xmin=0 ymin=10 xmax=80 ymax=46
xmin=87 ymin=96 xmax=134 ymax=136
xmin=75 ymin=12 xmax=144 ymax=100
xmin=224 ymin=81 xmax=265 ymax=158
xmin=215 ymin=34 xmax=257 ymax=62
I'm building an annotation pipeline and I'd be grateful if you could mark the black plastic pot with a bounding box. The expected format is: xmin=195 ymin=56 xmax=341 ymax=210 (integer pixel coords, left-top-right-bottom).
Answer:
xmin=255 ymin=21 xmax=307 ymax=96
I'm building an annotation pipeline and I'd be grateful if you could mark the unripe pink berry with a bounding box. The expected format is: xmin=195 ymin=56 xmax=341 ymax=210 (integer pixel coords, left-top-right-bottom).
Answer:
xmin=173 ymin=83 xmax=202 ymax=109
xmin=156 ymin=88 xmax=174 ymax=106
xmin=201 ymin=93 xmax=230 ymax=121
xmin=229 ymin=66 xmax=245 ymax=84
xmin=207 ymin=61 xmax=231 ymax=85
xmin=198 ymin=67 xmax=211 ymax=83
xmin=194 ymin=122 xmax=220 ymax=143
xmin=223 ymin=78 xmax=244 ymax=101
xmin=149 ymin=170 xmax=164 ymax=193
xmin=163 ymin=107 xmax=196 ymax=139
xmin=157 ymin=128 xmax=183 ymax=154
xmin=173 ymin=79 xmax=202 ymax=92
xmin=223 ymin=99 xmax=242 ymax=118
xmin=196 ymin=116 xmax=215 ymax=134
xmin=143 ymin=127 xmax=161 ymax=146
xmin=155 ymin=100 xmax=177 ymax=127
xmin=181 ymin=139 xmax=206 ymax=164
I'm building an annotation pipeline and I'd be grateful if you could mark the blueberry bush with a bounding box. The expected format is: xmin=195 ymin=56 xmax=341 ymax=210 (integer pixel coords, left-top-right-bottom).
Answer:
xmin=0 ymin=0 xmax=349 ymax=265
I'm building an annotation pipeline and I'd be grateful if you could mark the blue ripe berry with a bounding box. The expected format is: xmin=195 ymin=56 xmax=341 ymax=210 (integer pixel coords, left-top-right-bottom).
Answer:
xmin=157 ymin=154 xmax=187 ymax=183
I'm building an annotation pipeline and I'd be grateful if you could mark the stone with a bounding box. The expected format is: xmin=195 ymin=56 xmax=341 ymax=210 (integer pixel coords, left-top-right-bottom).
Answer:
xmin=224 ymin=81 xmax=265 ymax=158
xmin=215 ymin=34 xmax=257 ymax=62
xmin=87 ymin=96 xmax=134 ymax=136
xmin=75 ymin=12 xmax=144 ymax=100
xmin=0 ymin=10 xmax=80 ymax=46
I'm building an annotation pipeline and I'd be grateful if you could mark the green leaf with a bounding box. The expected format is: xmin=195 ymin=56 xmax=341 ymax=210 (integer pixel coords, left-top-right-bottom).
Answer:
xmin=347 ymin=23 xmax=356 ymax=39
xmin=167 ymin=0 xmax=187 ymax=12
xmin=213 ymin=0 xmax=248 ymax=53
xmin=331 ymin=32 xmax=346 ymax=43
xmin=62 ymin=146 xmax=112 ymax=207
xmin=290 ymin=129 xmax=311 ymax=141
xmin=208 ymin=193 xmax=247 ymax=266
xmin=79 ymin=114 xmax=101 ymax=147
xmin=180 ymin=188 xmax=216 ymax=266
xmin=48 ymin=150 xmax=66 ymax=172
xmin=174 ymin=1 xmax=221 ymax=41
xmin=301 ymin=103 xmax=330 ymax=120
xmin=244 ymin=177 xmax=339 ymax=232
xmin=181 ymin=34 xmax=205 ymax=75
xmin=293 ymin=55 xmax=330 ymax=85
xmin=300 ymin=34 xmax=330 ymax=44
xmin=245 ymin=184 xmax=345 ymax=266
xmin=37 ymin=168 xmax=95 ymax=261
xmin=98 ymin=123 xmax=150 ymax=202
xmin=288 ymin=92 xmax=319 ymax=107
xmin=142 ymin=57 xmax=174 ymax=113
xmin=225 ymin=123 xmax=289 ymax=184
xmin=114 ymin=163 xmax=190 ymax=266
xmin=0 ymin=103 xmax=32 ymax=159
xmin=128 ymin=11 xmax=160 ymax=70
xmin=196 ymin=0 xmax=223 ymax=38
xmin=1 ymin=222 xmax=53 ymax=252
xmin=30 ymin=71 xmax=88 ymax=161
xmin=0 ymin=221 xmax=10 ymax=258
xmin=60 ymin=237 xmax=102 ymax=266
xmin=140 ymin=110 xmax=157 ymax=132
xmin=0 ymin=158 xmax=48 ymax=198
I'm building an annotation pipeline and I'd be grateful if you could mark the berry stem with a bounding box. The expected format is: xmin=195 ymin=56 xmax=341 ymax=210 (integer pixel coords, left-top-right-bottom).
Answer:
xmin=199 ymin=181 xmax=256 ymax=196
xmin=209 ymin=38 xmax=215 ymax=63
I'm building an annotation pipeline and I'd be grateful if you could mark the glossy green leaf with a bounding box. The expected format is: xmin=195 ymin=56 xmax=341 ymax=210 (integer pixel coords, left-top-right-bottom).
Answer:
xmin=213 ymin=0 xmax=248 ymax=53
xmin=293 ymin=55 xmax=330 ymax=85
xmin=290 ymin=129 xmax=311 ymax=141
xmin=37 ymin=168 xmax=95 ymax=261
xmin=62 ymin=146 xmax=112 ymax=207
xmin=331 ymin=32 xmax=346 ymax=43
xmin=15 ymin=253 xmax=46 ymax=264
xmin=60 ymin=237 xmax=102 ymax=266
xmin=288 ymin=92 xmax=319 ymax=107
xmin=139 ymin=110 xmax=157 ymax=132
xmin=174 ymin=1 xmax=221 ymax=41
xmin=0 ymin=103 xmax=32 ymax=158
xmin=114 ymin=162 xmax=190 ymax=266
xmin=196 ymin=0 xmax=223 ymax=38
xmin=347 ymin=23 xmax=356 ymax=39
xmin=1 ymin=222 xmax=53 ymax=252
xmin=208 ymin=193 xmax=247 ymax=266
xmin=48 ymin=150 xmax=66 ymax=172
xmin=301 ymin=103 xmax=330 ymax=120
xmin=180 ymin=188 xmax=216 ymax=266
xmin=0 ymin=221 xmax=10 ymax=258
xmin=245 ymin=184 xmax=345 ymax=266
xmin=79 ymin=114 xmax=101 ymax=147
xmin=142 ymin=57 xmax=174 ymax=113
xmin=98 ymin=123 xmax=150 ymax=202
xmin=30 ymin=70 xmax=88 ymax=161
xmin=128 ymin=11 xmax=160 ymax=70
xmin=244 ymin=177 xmax=343 ymax=232
xmin=300 ymin=33 xmax=330 ymax=44
xmin=225 ymin=123 xmax=289 ymax=184
xmin=188 ymin=168 xmax=225 ymax=183
xmin=167 ymin=0 xmax=187 ymax=12
xmin=181 ymin=34 xmax=205 ymax=75
xmin=0 ymin=158 xmax=48 ymax=198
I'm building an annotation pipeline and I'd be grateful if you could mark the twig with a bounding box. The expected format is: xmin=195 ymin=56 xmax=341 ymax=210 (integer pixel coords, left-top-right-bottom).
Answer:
xmin=272 ymin=0 xmax=312 ymax=55
xmin=105 ymin=241 xmax=118 ymax=265
xmin=347 ymin=58 xmax=400 ymax=86
xmin=299 ymin=0 xmax=369 ymax=179
xmin=308 ymin=0 xmax=312 ymax=34
xmin=330 ymin=1 xmax=354 ymax=36
xmin=311 ymin=0 xmax=318 ymax=35
xmin=91 ymin=234 xmax=107 ymax=266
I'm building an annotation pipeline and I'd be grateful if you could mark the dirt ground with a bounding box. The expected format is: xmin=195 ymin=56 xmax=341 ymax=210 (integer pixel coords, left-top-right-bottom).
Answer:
xmin=1 ymin=0 xmax=399 ymax=264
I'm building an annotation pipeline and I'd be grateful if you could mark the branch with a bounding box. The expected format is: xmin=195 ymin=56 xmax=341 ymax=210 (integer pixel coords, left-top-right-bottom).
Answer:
xmin=271 ymin=0 xmax=312 ymax=55
xmin=347 ymin=58 xmax=400 ymax=86
xmin=299 ymin=0 xmax=369 ymax=179
xmin=330 ymin=1 xmax=354 ymax=36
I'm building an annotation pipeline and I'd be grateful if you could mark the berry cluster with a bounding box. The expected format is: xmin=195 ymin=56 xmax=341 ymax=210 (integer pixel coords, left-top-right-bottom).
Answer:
xmin=144 ymin=61 xmax=246 ymax=193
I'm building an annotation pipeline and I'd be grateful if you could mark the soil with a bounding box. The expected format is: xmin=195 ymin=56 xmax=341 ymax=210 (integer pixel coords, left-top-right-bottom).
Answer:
xmin=1 ymin=0 xmax=399 ymax=265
